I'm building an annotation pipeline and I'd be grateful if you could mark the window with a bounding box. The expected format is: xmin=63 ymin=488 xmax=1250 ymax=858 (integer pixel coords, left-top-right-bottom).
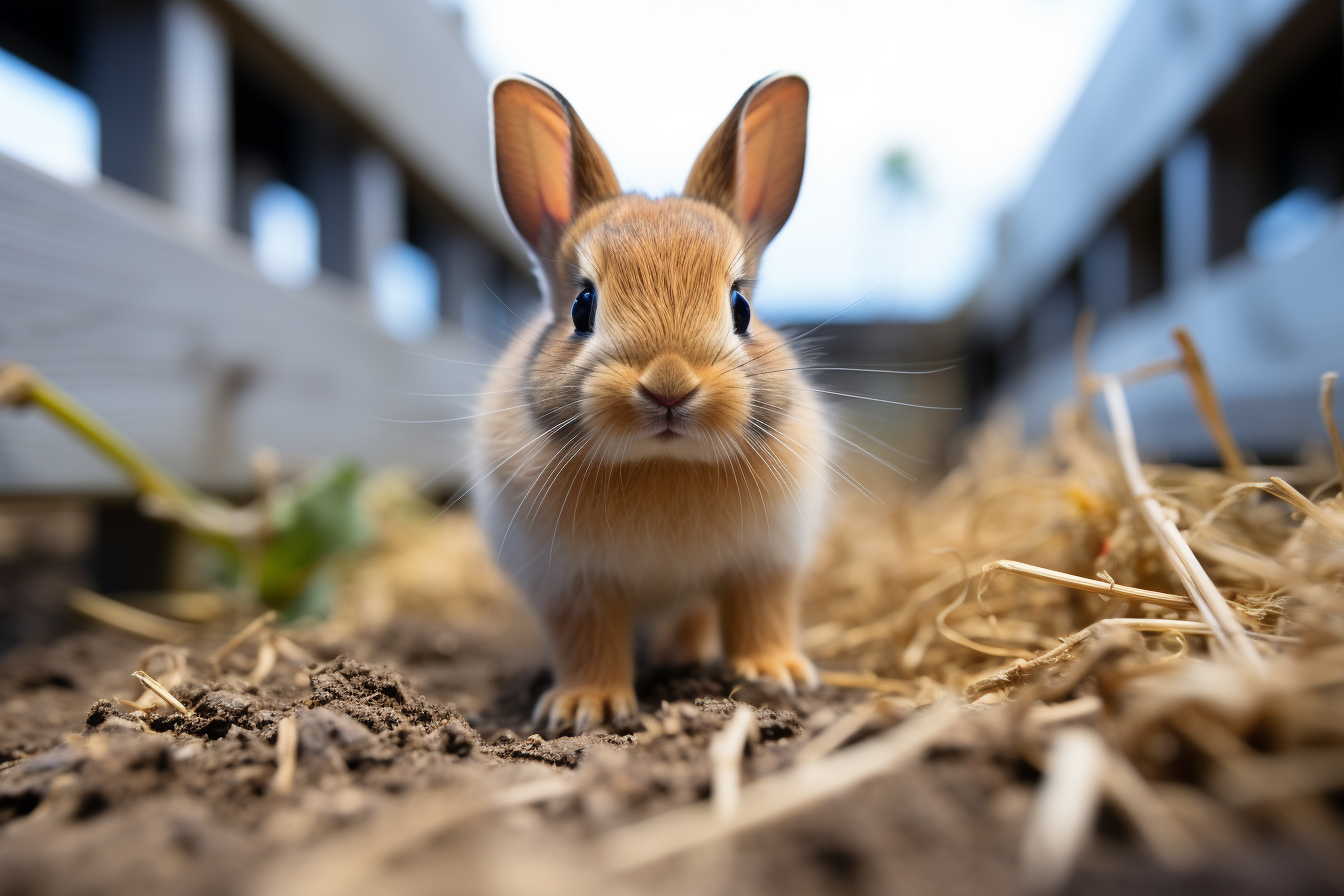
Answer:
xmin=371 ymin=242 xmax=440 ymax=341
xmin=250 ymin=182 xmax=320 ymax=288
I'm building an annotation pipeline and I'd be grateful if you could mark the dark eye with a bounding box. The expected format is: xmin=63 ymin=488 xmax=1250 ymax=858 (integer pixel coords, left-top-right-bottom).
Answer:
xmin=572 ymin=284 xmax=595 ymax=334
xmin=731 ymin=289 xmax=750 ymax=336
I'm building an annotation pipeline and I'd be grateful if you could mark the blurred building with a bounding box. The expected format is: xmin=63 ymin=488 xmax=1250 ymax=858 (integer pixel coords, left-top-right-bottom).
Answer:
xmin=0 ymin=0 xmax=535 ymax=494
xmin=970 ymin=0 xmax=1343 ymax=463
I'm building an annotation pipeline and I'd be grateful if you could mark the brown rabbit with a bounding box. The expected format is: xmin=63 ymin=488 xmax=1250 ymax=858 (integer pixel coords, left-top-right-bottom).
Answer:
xmin=474 ymin=73 xmax=831 ymax=733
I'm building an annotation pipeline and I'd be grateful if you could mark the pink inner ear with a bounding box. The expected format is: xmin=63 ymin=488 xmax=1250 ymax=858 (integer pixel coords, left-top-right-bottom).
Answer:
xmin=735 ymin=77 xmax=808 ymax=238
xmin=495 ymin=81 xmax=574 ymax=248
xmin=530 ymin=108 xmax=573 ymax=230
xmin=737 ymin=106 xmax=779 ymax=226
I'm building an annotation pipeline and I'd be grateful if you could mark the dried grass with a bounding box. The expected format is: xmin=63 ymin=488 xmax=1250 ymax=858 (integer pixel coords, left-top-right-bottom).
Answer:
xmin=799 ymin=327 xmax=1344 ymax=882
xmin=209 ymin=610 xmax=278 ymax=672
xmin=130 ymin=670 xmax=191 ymax=716
xmin=270 ymin=715 xmax=298 ymax=796
xmin=601 ymin=700 xmax=963 ymax=873
xmin=68 ymin=588 xmax=194 ymax=643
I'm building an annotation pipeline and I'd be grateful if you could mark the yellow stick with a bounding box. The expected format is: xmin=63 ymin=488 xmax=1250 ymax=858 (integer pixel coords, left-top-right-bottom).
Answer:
xmin=1259 ymin=477 xmax=1344 ymax=539
xmin=818 ymin=670 xmax=919 ymax=695
xmin=271 ymin=715 xmax=299 ymax=796
xmin=0 ymin=362 xmax=256 ymax=539
xmin=0 ymin=362 xmax=197 ymax=510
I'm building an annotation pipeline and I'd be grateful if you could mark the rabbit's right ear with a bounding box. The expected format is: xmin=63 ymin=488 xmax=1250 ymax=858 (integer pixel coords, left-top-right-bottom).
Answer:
xmin=491 ymin=76 xmax=620 ymax=259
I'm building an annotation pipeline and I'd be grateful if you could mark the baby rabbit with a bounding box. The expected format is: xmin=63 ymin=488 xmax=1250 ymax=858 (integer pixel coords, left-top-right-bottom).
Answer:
xmin=475 ymin=73 xmax=831 ymax=733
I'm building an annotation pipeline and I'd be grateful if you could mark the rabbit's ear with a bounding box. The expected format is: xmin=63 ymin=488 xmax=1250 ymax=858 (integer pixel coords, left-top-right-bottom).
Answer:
xmin=685 ymin=74 xmax=808 ymax=254
xmin=491 ymin=76 xmax=620 ymax=257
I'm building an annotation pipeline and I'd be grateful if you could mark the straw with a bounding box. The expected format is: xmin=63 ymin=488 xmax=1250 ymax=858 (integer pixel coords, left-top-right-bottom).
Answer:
xmin=131 ymin=670 xmax=192 ymax=716
xmin=709 ymin=706 xmax=756 ymax=820
xmin=1321 ymin=373 xmax=1344 ymax=485
xmin=1020 ymin=726 xmax=1106 ymax=893
xmin=602 ymin=701 xmax=961 ymax=873
xmin=1099 ymin=375 xmax=1262 ymax=670
xmin=210 ymin=610 xmax=278 ymax=671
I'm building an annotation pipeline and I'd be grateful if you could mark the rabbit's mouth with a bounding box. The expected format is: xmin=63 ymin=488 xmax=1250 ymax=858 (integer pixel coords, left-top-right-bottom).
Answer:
xmin=652 ymin=412 xmax=686 ymax=439
xmin=640 ymin=389 xmax=697 ymax=439
xmin=642 ymin=408 xmax=701 ymax=449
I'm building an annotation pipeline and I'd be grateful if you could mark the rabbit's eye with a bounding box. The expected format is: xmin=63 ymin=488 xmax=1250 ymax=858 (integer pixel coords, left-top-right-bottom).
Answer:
xmin=731 ymin=289 xmax=750 ymax=336
xmin=572 ymin=285 xmax=595 ymax=334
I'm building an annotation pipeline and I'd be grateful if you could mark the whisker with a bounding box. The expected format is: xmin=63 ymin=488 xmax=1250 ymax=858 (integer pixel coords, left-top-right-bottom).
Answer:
xmin=742 ymin=431 xmax=803 ymax=521
xmin=825 ymin=428 xmax=915 ymax=483
xmin=396 ymin=348 xmax=505 ymax=368
xmin=378 ymin=387 xmax=525 ymax=398
xmin=746 ymin=364 xmax=958 ymax=378
xmin=754 ymin=416 xmax=884 ymax=502
xmin=753 ymin=392 xmax=930 ymax=470
xmin=725 ymin=277 xmax=893 ymax=375
xmin=829 ymin=415 xmax=932 ymax=466
xmin=752 ymin=420 xmax=843 ymax=503
xmin=438 ymin=408 xmax=582 ymax=517
xmin=807 ymin=388 xmax=960 ymax=411
xmin=524 ymin=426 xmax=593 ymax=527
xmin=370 ymin=403 xmax=534 ymax=425
xmin=478 ymin=275 xmax=533 ymax=327
xmin=497 ymin=417 xmax=587 ymax=555
xmin=416 ymin=448 xmax=482 ymax=494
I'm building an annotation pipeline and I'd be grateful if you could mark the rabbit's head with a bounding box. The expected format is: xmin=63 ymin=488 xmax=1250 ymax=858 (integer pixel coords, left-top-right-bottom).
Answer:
xmin=491 ymin=74 xmax=810 ymax=464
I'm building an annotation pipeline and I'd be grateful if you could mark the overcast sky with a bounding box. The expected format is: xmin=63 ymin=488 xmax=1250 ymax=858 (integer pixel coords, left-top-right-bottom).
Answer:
xmin=441 ymin=0 xmax=1131 ymax=321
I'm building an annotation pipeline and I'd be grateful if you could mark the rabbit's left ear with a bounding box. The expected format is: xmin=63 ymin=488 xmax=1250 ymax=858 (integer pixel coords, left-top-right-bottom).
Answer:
xmin=684 ymin=74 xmax=808 ymax=257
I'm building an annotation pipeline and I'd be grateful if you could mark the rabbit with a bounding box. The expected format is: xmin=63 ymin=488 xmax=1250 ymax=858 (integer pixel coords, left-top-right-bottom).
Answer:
xmin=474 ymin=73 xmax=831 ymax=734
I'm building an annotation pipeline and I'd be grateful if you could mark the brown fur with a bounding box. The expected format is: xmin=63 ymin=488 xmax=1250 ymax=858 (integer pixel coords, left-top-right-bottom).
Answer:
xmin=477 ymin=74 xmax=828 ymax=733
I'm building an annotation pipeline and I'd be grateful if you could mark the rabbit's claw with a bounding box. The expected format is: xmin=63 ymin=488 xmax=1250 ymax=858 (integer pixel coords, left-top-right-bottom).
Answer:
xmin=730 ymin=651 xmax=818 ymax=695
xmin=534 ymin=683 xmax=638 ymax=735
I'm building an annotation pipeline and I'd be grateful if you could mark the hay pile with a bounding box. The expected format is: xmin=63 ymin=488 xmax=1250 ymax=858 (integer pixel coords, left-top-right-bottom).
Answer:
xmin=798 ymin=328 xmax=1344 ymax=886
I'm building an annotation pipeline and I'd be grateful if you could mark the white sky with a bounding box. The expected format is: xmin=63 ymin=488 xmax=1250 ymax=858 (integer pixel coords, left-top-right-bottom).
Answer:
xmin=443 ymin=0 xmax=1131 ymax=321
xmin=0 ymin=49 xmax=98 ymax=186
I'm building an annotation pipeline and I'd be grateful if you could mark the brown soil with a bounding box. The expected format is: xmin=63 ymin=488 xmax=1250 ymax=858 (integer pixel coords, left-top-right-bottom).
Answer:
xmin=0 ymin=616 xmax=1333 ymax=896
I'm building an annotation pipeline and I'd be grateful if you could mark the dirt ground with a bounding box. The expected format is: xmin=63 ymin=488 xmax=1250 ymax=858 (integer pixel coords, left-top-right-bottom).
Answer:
xmin=0 ymin=607 xmax=1335 ymax=896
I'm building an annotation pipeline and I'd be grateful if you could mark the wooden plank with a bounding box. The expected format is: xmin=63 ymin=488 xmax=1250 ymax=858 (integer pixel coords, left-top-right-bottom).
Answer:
xmin=0 ymin=155 xmax=494 ymax=495
xmin=220 ymin=0 xmax=527 ymax=270
xmin=975 ymin=0 xmax=1302 ymax=330
xmin=1002 ymin=205 xmax=1344 ymax=461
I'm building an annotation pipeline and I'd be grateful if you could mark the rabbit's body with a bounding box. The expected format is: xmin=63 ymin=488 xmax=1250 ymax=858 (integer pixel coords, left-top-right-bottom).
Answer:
xmin=475 ymin=77 xmax=830 ymax=733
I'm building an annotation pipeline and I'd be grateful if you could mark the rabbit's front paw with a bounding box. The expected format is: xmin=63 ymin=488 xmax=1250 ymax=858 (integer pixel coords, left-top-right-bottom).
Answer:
xmin=729 ymin=651 xmax=818 ymax=695
xmin=533 ymin=683 xmax=638 ymax=735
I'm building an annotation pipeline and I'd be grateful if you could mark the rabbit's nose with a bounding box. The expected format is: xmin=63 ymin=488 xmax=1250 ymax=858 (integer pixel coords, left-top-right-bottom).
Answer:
xmin=639 ymin=354 xmax=701 ymax=408
xmin=641 ymin=385 xmax=695 ymax=408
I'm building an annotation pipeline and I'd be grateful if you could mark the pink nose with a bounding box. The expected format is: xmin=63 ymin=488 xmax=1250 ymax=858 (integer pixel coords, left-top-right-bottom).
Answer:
xmin=638 ymin=354 xmax=701 ymax=410
xmin=642 ymin=385 xmax=694 ymax=408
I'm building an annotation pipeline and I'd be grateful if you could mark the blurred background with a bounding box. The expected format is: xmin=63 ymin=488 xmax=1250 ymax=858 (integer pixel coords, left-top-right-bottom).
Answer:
xmin=0 ymin=0 xmax=1341 ymax=638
